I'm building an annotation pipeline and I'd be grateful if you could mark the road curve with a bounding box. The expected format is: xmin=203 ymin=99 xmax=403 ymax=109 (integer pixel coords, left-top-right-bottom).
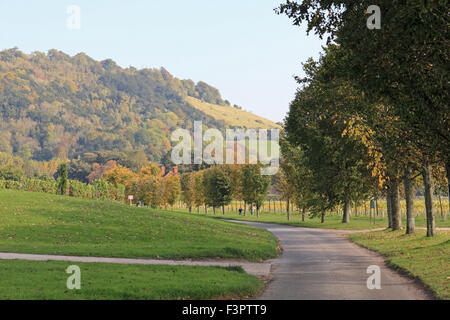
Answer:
xmin=231 ymin=221 xmax=431 ymax=300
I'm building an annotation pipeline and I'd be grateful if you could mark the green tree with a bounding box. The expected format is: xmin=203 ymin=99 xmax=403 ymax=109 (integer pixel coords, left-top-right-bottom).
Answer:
xmin=204 ymin=166 xmax=233 ymax=215
xmin=241 ymin=164 xmax=270 ymax=218
xmin=284 ymin=69 xmax=375 ymax=223
xmin=193 ymin=171 xmax=207 ymax=213
xmin=68 ymin=159 xmax=92 ymax=183
xmin=180 ymin=173 xmax=195 ymax=212
xmin=279 ymin=134 xmax=313 ymax=222
xmin=56 ymin=163 xmax=68 ymax=195
xmin=277 ymin=0 xmax=448 ymax=236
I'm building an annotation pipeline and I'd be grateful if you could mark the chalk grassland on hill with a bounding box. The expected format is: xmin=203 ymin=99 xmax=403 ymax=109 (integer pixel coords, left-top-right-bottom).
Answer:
xmin=186 ymin=96 xmax=281 ymax=129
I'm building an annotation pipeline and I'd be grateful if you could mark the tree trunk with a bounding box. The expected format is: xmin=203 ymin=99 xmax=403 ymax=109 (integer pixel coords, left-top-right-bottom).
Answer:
xmin=197 ymin=206 xmax=200 ymax=213
xmin=391 ymin=180 xmax=402 ymax=230
xmin=342 ymin=199 xmax=351 ymax=223
xmin=205 ymin=205 xmax=207 ymax=214
xmin=222 ymin=205 xmax=225 ymax=215
xmin=375 ymin=198 xmax=379 ymax=217
xmin=302 ymin=207 xmax=306 ymax=222
xmin=403 ymin=173 xmax=416 ymax=234
xmin=213 ymin=207 xmax=216 ymax=215
xmin=286 ymin=198 xmax=290 ymax=221
xmin=446 ymin=162 xmax=450 ymax=217
xmin=386 ymin=188 xmax=393 ymax=229
xmin=422 ymin=165 xmax=436 ymax=237
xmin=244 ymin=201 xmax=247 ymax=216
xmin=438 ymin=194 xmax=444 ymax=220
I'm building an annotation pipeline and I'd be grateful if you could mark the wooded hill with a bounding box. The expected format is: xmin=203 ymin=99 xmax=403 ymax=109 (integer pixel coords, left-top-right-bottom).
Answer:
xmin=0 ymin=48 xmax=278 ymax=164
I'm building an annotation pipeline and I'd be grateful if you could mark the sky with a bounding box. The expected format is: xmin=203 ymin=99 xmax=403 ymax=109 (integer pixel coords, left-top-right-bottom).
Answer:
xmin=0 ymin=0 xmax=326 ymax=123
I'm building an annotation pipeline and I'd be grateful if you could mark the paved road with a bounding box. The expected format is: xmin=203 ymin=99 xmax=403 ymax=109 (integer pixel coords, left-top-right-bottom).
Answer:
xmin=231 ymin=221 xmax=431 ymax=300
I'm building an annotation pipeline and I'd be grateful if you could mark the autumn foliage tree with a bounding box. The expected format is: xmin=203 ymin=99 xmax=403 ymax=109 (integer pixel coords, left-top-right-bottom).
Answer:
xmin=163 ymin=172 xmax=181 ymax=210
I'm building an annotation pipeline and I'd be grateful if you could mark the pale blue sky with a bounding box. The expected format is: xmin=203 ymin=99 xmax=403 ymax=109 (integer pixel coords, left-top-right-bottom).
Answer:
xmin=0 ymin=0 xmax=325 ymax=122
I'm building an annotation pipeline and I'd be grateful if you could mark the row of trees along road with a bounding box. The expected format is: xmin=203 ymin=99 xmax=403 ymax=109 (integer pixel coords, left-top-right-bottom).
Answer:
xmin=277 ymin=0 xmax=449 ymax=237
xmin=180 ymin=164 xmax=270 ymax=217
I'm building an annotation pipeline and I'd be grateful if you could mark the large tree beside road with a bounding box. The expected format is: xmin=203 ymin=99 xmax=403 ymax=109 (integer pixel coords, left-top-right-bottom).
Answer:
xmin=277 ymin=0 xmax=449 ymax=236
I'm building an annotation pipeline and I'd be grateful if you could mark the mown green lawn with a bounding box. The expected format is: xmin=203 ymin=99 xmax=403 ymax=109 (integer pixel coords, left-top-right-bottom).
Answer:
xmin=0 ymin=190 xmax=279 ymax=261
xmin=350 ymin=230 xmax=450 ymax=300
xmin=187 ymin=210 xmax=386 ymax=230
xmin=0 ymin=260 xmax=262 ymax=300
xmin=185 ymin=210 xmax=450 ymax=230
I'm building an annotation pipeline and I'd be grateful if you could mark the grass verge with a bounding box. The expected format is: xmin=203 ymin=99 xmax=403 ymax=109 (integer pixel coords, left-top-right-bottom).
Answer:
xmin=0 ymin=260 xmax=262 ymax=299
xmin=350 ymin=230 xmax=450 ymax=300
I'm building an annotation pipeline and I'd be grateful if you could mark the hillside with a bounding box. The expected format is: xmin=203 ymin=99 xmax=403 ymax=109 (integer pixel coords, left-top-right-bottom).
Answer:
xmin=186 ymin=96 xmax=281 ymax=129
xmin=0 ymin=48 xmax=278 ymax=166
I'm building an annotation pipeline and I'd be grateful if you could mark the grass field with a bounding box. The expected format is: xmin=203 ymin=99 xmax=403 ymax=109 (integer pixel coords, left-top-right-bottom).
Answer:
xmin=0 ymin=260 xmax=262 ymax=300
xmin=186 ymin=96 xmax=281 ymax=129
xmin=194 ymin=211 xmax=388 ymax=230
xmin=350 ymin=230 xmax=450 ymax=300
xmin=183 ymin=209 xmax=450 ymax=230
xmin=0 ymin=190 xmax=279 ymax=261
xmin=185 ymin=198 xmax=449 ymax=218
